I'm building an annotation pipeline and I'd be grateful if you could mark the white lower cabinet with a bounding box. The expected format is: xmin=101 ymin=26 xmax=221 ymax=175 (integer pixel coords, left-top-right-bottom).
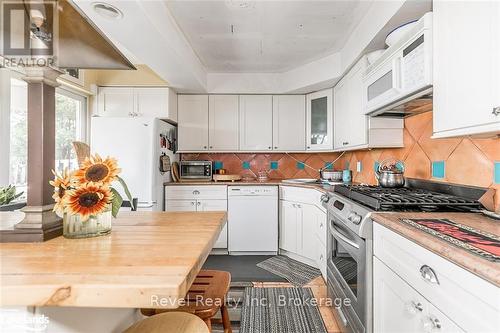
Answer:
xmin=374 ymin=223 xmax=500 ymax=333
xmin=374 ymin=257 xmax=463 ymax=333
xmin=165 ymin=186 xmax=228 ymax=249
xmin=279 ymin=187 xmax=328 ymax=280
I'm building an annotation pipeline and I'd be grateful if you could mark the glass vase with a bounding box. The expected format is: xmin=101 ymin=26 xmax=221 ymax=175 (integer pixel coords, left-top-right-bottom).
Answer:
xmin=63 ymin=208 xmax=112 ymax=239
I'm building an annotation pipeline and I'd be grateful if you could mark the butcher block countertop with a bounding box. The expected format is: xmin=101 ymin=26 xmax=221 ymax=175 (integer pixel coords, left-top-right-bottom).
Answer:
xmin=371 ymin=212 xmax=500 ymax=286
xmin=0 ymin=211 xmax=227 ymax=309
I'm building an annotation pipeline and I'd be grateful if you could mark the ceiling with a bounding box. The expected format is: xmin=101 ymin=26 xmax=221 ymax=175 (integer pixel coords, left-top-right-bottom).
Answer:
xmin=166 ymin=0 xmax=372 ymax=73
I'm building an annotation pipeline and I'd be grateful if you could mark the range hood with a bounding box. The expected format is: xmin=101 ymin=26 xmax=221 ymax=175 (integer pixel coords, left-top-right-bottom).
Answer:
xmin=0 ymin=0 xmax=135 ymax=70
xmin=368 ymin=86 xmax=433 ymax=118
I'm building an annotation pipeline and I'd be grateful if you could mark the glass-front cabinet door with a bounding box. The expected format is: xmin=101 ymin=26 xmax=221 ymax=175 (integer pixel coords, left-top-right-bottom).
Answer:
xmin=306 ymin=88 xmax=333 ymax=150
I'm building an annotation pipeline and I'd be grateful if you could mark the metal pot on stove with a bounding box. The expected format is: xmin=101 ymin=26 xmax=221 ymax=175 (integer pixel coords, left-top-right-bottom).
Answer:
xmin=375 ymin=158 xmax=405 ymax=188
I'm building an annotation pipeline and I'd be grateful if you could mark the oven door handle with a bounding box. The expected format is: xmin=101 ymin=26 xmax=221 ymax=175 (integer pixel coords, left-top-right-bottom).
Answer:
xmin=330 ymin=221 xmax=360 ymax=249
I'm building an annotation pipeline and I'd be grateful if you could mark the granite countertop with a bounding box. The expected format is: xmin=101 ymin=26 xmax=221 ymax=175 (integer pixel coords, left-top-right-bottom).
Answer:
xmin=371 ymin=212 xmax=500 ymax=287
xmin=164 ymin=179 xmax=337 ymax=194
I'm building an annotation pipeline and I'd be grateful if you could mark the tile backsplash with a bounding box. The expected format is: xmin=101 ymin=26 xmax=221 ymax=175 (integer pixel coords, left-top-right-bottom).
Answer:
xmin=181 ymin=112 xmax=500 ymax=209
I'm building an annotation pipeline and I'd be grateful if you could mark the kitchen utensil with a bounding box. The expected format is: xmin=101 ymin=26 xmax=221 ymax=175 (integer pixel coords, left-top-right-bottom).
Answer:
xmin=342 ymin=170 xmax=352 ymax=183
xmin=385 ymin=20 xmax=418 ymax=46
xmin=376 ymin=158 xmax=405 ymax=188
xmin=320 ymin=169 xmax=343 ymax=181
xmin=171 ymin=162 xmax=180 ymax=182
xmin=213 ymin=174 xmax=242 ymax=182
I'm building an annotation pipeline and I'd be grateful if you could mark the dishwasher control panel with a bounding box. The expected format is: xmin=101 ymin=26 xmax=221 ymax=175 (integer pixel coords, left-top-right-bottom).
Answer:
xmin=228 ymin=186 xmax=278 ymax=196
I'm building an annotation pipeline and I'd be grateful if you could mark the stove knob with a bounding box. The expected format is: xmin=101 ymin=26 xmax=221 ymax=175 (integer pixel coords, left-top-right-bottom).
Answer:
xmin=320 ymin=194 xmax=330 ymax=204
xmin=348 ymin=212 xmax=362 ymax=225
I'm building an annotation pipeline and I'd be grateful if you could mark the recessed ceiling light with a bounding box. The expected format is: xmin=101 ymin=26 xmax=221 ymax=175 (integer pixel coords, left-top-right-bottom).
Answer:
xmin=92 ymin=2 xmax=123 ymax=19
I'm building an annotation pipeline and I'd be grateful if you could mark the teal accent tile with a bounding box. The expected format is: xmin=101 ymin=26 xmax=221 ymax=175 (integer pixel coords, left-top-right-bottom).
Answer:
xmin=395 ymin=161 xmax=404 ymax=172
xmin=242 ymin=161 xmax=250 ymax=169
xmin=495 ymin=162 xmax=500 ymax=184
xmin=213 ymin=161 xmax=223 ymax=170
xmin=324 ymin=162 xmax=333 ymax=170
xmin=374 ymin=161 xmax=380 ymax=172
xmin=270 ymin=161 xmax=279 ymax=170
xmin=432 ymin=161 xmax=445 ymax=179
xmin=296 ymin=162 xmax=305 ymax=170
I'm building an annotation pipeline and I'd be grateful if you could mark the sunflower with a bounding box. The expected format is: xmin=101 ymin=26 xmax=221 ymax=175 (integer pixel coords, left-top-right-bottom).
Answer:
xmin=65 ymin=184 xmax=113 ymax=221
xmin=73 ymin=154 xmax=121 ymax=186
xmin=49 ymin=169 xmax=72 ymax=213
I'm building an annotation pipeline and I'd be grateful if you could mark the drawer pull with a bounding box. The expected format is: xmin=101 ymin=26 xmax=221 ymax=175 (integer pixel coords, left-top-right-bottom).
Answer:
xmin=193 ymin=190 xmax=200 ymax=195
xmin=422 ymin=317 xmax=441 ymax=331
xmin=405 ymin=301 xmax=424 ymax=314
xmin=420 ymin=265 xmax=439 ymax=285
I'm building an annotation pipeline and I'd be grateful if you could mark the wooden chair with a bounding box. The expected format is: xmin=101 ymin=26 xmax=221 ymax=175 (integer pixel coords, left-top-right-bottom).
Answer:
xmin=72 ymin=141 xmax=90 ymax=167
xmin=124 ymin=312 xmax=209 ymax=333
xmin=142 ymin=270 xmax=232 ymax=333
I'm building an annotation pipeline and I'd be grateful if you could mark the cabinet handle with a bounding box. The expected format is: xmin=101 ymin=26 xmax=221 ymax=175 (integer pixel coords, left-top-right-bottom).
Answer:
xmin=197 ymin=202 xmax=201 ymax=206
xmin=203 ymin=146 xmax=207 ymax=149
xmin=422 ymin=317 xmax=442 ymax=331
xmin=319 ymin=254 xmax=323 ymax=260
xmin=343 ymin=142 xmax=349 ymax=145
xmin=493 ymin=106 xmax=500 ymax=116
xmin=274 ymin=146 xmax=278 ymax=149
xmin=307 ymin=146 xmax=311 ymax=149
xmin=296 ymin=204 xmax=301 ymax=208
xmin=420 ymin=265 xmax=439 ymax=284
xmin=209 ymin=146 xmax=213 ymax=149
xmin=405 ymin=301 xmax=424 ymax=314
xmin=128 ymin=112 xmax=134 ymax=117
xmin=191 ymin=201 xmax=195 ymax=206
xmin=268 ymin=146 xmax=272 ymax=150
xmin=193 ymin=190 xmax=200 ymax=195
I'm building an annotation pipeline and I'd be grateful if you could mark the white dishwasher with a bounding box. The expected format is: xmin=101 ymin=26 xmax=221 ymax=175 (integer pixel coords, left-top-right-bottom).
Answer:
xmin=228 ymin=186 xmax=278 ymax=254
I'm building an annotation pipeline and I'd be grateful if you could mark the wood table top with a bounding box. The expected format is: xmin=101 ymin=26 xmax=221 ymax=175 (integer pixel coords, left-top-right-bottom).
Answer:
xmin=0 ymin=211 xmax=227 ymax=309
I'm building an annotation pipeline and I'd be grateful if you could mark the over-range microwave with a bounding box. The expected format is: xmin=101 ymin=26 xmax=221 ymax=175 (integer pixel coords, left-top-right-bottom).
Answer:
xmin=179 ymin=161 xmax=212 ymax=180
xmin=364 ymin=12 xmax=433 ymax=118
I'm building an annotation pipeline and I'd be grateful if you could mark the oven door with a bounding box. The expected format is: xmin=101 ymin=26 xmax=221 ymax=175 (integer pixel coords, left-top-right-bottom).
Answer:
xmin=328 ymin=214 xmax=367 ymax=324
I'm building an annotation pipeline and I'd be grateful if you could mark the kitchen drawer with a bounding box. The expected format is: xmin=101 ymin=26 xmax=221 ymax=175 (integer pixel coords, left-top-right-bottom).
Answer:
xmin=279 ymin=186 xmax=326 ymax=212
xmin=165 ymin=185 xmax=227 ymax=200
xmin=373 ymin=223 xmax=500 ymax=333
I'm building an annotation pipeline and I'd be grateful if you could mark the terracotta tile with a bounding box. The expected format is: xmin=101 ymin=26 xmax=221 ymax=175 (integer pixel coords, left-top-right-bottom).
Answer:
xmin=268 ymin=169 xmax=285 ymax=180
xmin=471 ymin=138 xmax=500 ymax=162
xmin=293 ymin=169 xmax=310 ymax=179
xmin=446 ymin=139 xmax=494 ymax=188
xmin=221 ymin=156 xmax=244 ymax=175
xmin=404 ymin=111 xmax=432 ymax=141
xmin=354 ymin=152 xmax=377 ymax=185
xmin=318 ymin=152 xmax=341 ymax=162
xmin=404 ymin=143 xmax=431 ymax=180
xmin=236 ymin=153 xmax=256 ymax=162
xmin=288 ymin=153 xmax=309 ymax=162
xmin=418 ymin=122 xmax=462 ymax=161
xmin=278 ymin=156 xmax=298 ymax=179
xmin=304 ymin=155 xmax=326 ymax=171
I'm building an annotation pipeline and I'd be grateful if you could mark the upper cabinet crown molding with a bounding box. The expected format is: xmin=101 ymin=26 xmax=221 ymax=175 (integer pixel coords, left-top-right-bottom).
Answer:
xmin=306 ymin=89 xmax=333 ymax=151
xmin=432 ymin=1 xmax=500 ymax=138
xmin=96 ymin=86 xmax=177 ymax=122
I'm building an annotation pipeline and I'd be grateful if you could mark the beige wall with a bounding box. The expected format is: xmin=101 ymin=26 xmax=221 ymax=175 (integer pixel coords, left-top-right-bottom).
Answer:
xmin=83 ymin=64 xmax=168 ymax=90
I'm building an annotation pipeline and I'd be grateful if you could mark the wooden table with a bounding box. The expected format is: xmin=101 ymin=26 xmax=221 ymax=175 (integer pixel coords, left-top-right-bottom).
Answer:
xmin=0 ymin=211 xmax=227 ymax=309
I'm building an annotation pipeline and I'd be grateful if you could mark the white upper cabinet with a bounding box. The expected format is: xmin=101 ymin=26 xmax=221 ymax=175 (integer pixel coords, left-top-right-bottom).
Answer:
xmin=334 ymin=57 xmax=368 ymax=150
xmin=272 ymin=95 xmax=306 ymax=151
xmin=178 ymin=95 xmax=209 ymax=151
xmin=433 ymin=1 xmax=500 ymax=138
xmin=97 ymin=87 xmax=135 ymax=117
xmin=334 ymin=57 xmax=403 ymax=151
xmin=306 ymin=89 xmax=333 ymax=151
xmin=209 ymin=95 xmax=239 ymax=151
xmin=239 ymin=95 xmax=273 ymax=151
xmin=97 ymin=87 xmax=177 ymax=121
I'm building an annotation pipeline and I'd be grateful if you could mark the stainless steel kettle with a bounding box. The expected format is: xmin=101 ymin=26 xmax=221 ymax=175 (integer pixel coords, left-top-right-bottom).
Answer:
xmin=375 ymin=159 xmax=405 ymax=188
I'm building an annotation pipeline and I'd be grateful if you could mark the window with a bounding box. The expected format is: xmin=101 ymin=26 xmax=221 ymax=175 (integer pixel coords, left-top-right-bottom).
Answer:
xmin=3 ymin=71 xmax=87 ymax=196
xmin=54 ymin=89 xmax=86 ymax=174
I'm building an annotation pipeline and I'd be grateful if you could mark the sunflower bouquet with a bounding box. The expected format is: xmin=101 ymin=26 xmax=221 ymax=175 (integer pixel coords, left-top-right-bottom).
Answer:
xmin=50 ymin=154 xmax=134 ymax=223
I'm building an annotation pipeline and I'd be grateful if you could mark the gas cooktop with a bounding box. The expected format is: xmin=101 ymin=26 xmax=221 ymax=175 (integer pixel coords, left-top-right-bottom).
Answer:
xmin=334 ymin=184 xmax=483 ymax=212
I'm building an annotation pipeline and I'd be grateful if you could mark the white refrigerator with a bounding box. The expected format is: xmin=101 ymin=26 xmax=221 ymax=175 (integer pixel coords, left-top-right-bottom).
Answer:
xmin=91 ymin=117 xmax=177 ymax=211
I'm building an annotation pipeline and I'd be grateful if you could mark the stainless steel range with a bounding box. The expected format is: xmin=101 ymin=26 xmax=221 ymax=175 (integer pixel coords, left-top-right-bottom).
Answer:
xmin=322 ymin=179 xmax=484 ymax=333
